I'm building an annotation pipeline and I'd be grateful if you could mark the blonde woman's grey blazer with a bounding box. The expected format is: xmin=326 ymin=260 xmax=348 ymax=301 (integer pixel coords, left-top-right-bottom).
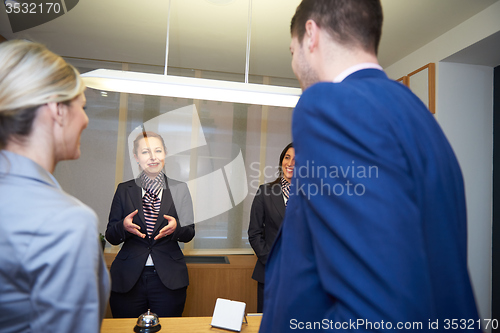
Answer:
xmin=0 ymin=151 xmax=110 ymax=333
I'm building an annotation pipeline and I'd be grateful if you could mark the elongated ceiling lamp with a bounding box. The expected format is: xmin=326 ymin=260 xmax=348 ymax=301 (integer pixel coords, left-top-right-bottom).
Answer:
xmin=81 ymin=0 xmax=301 ymax=108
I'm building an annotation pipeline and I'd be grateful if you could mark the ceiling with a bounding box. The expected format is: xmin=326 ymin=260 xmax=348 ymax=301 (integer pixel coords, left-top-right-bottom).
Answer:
xmin=0 ymin=0 xmax=499 ymax=80
xmin=442 ymin=30 xmax=500 ymax=67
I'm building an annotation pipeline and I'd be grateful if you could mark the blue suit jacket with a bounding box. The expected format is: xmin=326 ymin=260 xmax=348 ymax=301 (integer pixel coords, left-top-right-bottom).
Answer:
xmin=260 ymin=70 xmax=480 ymax=332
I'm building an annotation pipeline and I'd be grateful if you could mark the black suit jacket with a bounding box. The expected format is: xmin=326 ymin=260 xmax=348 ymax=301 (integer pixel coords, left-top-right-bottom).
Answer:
xmin=247 ymin=182 xmax=285 ymax=283
xmin=106 ymin=176 xmax=195 ymax=293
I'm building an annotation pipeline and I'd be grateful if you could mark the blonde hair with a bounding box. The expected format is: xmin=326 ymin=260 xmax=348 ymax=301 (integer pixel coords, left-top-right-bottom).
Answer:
xmin=0 ymin=40 xmax=85 ymax=148
xmin=133 ymin=131 xmax=167 ymax=156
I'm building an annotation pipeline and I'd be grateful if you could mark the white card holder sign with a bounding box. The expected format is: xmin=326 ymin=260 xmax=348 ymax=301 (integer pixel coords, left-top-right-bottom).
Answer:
xmin=210 ymin=298 xmax=247 ymax=332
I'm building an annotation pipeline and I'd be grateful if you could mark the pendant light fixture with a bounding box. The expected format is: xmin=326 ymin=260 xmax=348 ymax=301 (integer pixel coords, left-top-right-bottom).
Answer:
xmin=81 ymin=0 xmax=301 ymax=108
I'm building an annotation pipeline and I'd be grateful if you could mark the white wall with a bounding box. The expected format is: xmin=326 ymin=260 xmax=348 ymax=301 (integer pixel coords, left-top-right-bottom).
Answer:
xmin=383 ymin=1 xmax=500 ymax=323
xmin=438 ymin=63 xmax=493 ymax=321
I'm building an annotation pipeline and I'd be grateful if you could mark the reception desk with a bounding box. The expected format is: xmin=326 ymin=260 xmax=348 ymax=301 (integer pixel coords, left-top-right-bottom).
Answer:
xmin=101 ymin=315 xmax=262 ymax=333
xmin=103 ymin=252 xmax=258 ymax=317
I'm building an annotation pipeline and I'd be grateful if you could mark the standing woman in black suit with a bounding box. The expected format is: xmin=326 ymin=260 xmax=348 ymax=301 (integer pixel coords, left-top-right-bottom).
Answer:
xmin=248 ymin=143 xmax=294 ymax=313
xmin=106 ymin=131 xmax=195 ymax=318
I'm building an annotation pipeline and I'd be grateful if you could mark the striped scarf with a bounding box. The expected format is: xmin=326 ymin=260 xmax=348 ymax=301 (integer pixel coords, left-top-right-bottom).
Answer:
xmin=281 ymin=177 xmax=290 ymax=206
xmin=140 ymin=172 xmax=166 ymax=236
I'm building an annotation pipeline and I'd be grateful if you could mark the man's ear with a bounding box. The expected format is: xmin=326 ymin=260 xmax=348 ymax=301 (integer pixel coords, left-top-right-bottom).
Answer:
xmin=304 ymin=19 xmax=320 ymax=52
xmin=46 ymin=102 xmax=65 ymax=126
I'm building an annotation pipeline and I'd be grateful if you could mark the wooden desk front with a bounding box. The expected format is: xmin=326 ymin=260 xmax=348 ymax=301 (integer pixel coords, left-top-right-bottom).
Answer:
xmin=103 ymin=253 xmax=258 ymax=317
xmin=100 ymin=315 xmax=262 ymax=333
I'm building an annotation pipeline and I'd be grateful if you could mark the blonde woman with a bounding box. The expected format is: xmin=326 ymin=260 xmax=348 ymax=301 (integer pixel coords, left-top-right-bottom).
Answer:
xmin=0 ymin=40 xmax=110 ymax=333
xmin=106 ymin=131 xmax=195 ymax=318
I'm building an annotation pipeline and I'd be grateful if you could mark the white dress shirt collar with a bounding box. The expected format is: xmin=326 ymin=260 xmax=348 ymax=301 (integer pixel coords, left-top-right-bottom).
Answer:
xmin=333 ymin=63 xmax=384 ymax=83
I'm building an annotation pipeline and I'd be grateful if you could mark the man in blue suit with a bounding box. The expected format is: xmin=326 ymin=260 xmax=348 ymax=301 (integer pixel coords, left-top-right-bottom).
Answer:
xmin=260 ymin=0 xmax=481 ymax=331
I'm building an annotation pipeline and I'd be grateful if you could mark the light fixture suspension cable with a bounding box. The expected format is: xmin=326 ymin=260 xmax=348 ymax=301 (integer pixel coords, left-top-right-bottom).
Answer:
xmin=164 ymin=0 xmax=172 ymax=75
xmin=245 ymin=0 xmax=252 ymax=84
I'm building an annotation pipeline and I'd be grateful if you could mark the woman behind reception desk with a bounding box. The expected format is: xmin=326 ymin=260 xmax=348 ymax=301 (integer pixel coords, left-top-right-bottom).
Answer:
xmin=106 ymin=131 xmax=195 ymax=318
xmin=0 ymin=40 xmax=110 ymax=333
xmin=248 ymin=143 xmax=294 ymax=312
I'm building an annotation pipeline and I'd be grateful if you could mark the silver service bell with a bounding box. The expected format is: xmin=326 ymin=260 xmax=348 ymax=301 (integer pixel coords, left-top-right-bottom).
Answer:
xmin=134 ymin=309 xmax=161 ymax=333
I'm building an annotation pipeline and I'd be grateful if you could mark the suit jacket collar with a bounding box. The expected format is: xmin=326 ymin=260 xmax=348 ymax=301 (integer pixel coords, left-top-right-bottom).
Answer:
xmin=153 ymin=178 xmax=175 ymax=236
xmin=269 ymin=183 xmax=286 ymax=220
xmin=0 ymin=151 xmax=60 ymax=189
xmin=127 ymin=182 xmax=146 ymax=229
xmin=127 ymin=174 xmax=175 ymax=238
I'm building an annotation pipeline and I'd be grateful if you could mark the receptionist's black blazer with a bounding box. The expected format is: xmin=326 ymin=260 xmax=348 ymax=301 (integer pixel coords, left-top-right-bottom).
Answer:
xmin=248 ymin=182 xmax=286 ymax=284
xmin=106 ymin=176 xmax=195 ymax=293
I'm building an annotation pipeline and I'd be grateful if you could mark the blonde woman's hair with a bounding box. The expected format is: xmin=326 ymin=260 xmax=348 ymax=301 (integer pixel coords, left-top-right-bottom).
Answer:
xmin=0 ymin=40 xmax=85 ymax=149
xmin=133 ymin=131 xmax=167 ymax=156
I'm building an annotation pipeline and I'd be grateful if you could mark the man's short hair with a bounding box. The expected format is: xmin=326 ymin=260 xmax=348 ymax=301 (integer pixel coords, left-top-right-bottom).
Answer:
xmin=290 ymin=0 xmax=383 ymax=55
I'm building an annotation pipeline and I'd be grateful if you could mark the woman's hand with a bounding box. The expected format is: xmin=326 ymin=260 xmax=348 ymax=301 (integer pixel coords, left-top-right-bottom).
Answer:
xmin=123 ymin=209 xmax=145 ymax=238
xmin=154 ymin=215 xmax=177 ymax=240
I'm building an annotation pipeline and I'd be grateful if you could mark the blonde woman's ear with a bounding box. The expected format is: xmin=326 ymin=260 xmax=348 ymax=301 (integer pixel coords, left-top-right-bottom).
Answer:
xmin=45 ymin=102 xmax=65 ymax=126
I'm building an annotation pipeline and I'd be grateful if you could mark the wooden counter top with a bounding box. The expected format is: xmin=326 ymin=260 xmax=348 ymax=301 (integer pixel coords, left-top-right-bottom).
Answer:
xmin=101 ymin=315 xmax=262 ymax=333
